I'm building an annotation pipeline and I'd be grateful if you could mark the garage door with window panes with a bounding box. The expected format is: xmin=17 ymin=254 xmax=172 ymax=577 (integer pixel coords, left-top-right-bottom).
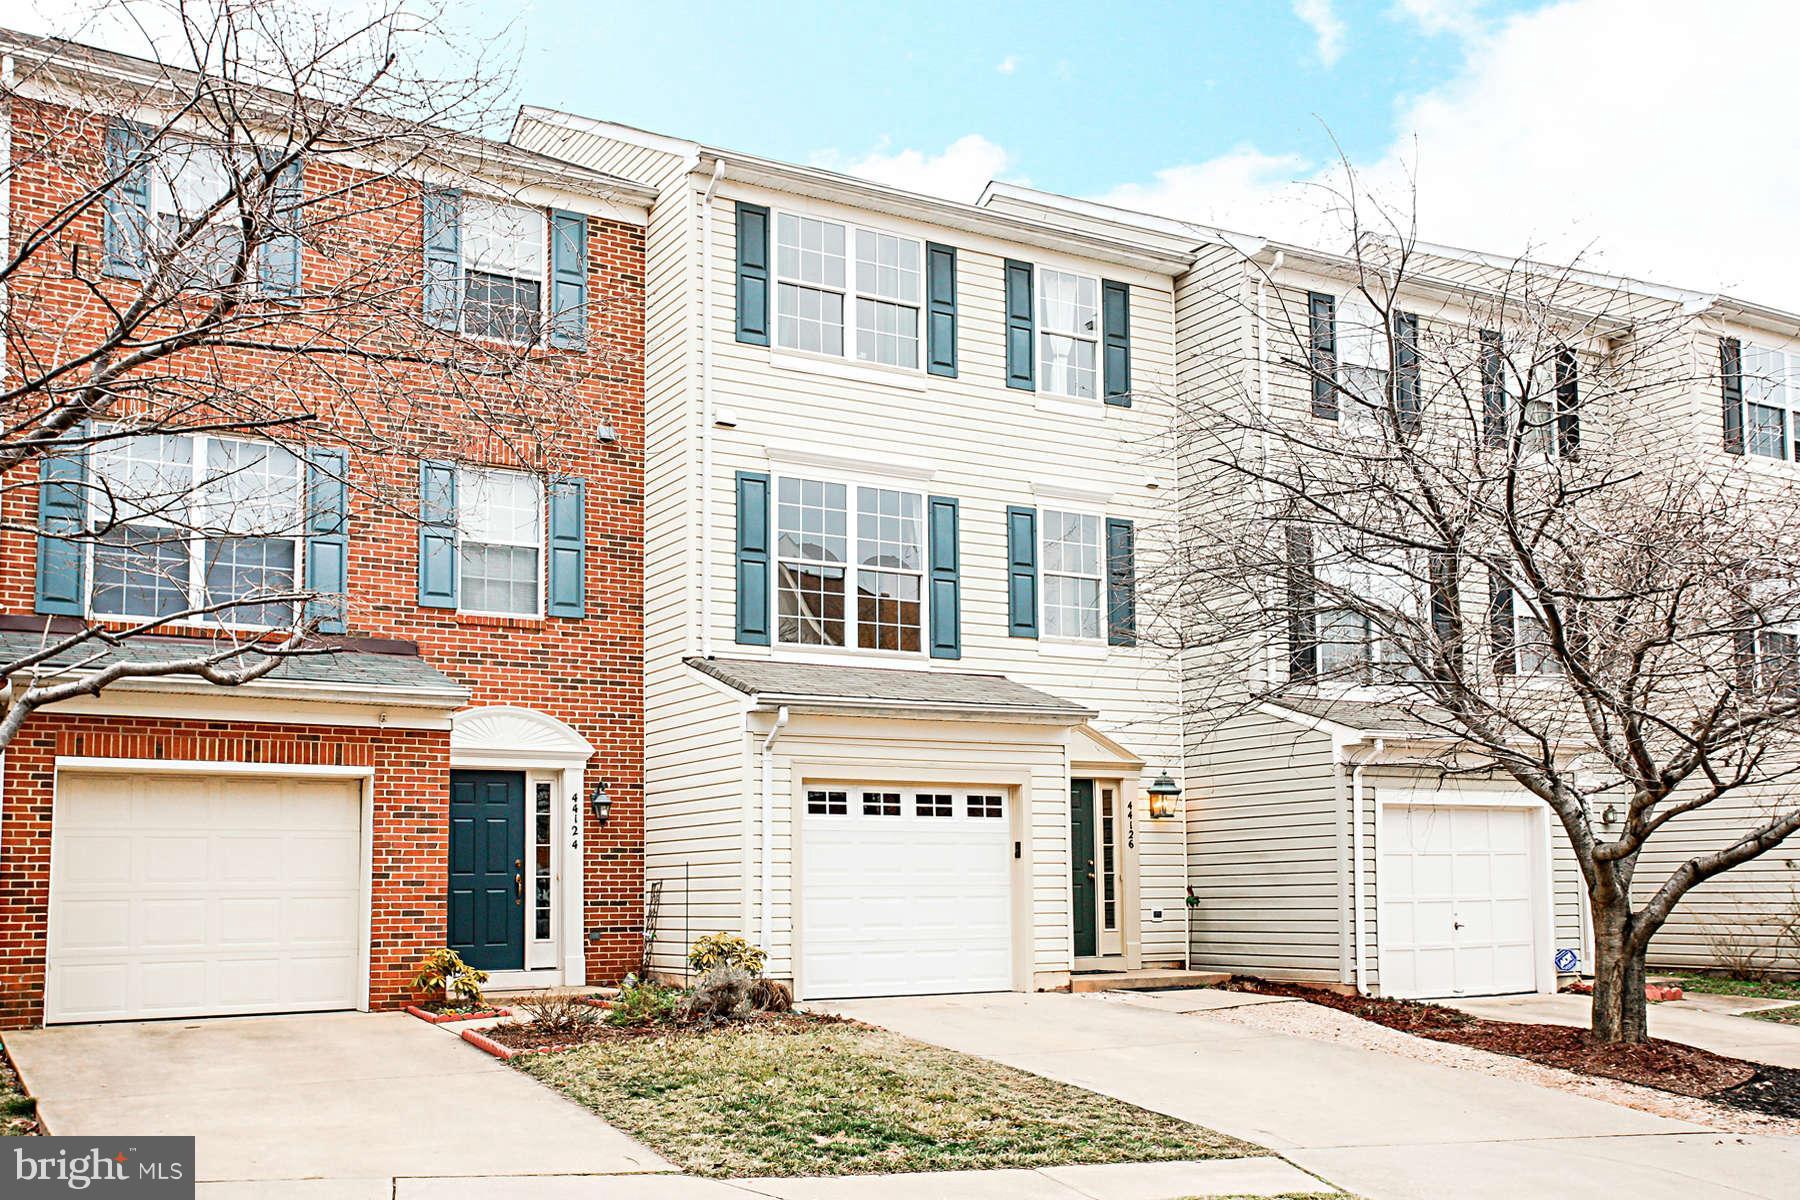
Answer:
xmin=799 ymin=785 xmax=1011 ymax=999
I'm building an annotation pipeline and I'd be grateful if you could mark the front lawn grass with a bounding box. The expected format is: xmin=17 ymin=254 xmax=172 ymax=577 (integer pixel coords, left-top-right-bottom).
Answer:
xmin=1669 ymin=974 xmax=1800 ymax=1003
xmin=515 ymin=1019 xmax=1256 ymax=1177
xmin=0 ymin=1042 xmax=38 ymax=1136
xmin=1751 ymin=1004 xmax=1800 ymax=1025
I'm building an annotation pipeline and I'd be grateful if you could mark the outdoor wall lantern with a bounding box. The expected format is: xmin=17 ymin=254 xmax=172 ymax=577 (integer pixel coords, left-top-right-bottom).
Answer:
xmin=1145 ymin=770 xmax=1182 ymax=819
xmin=589 ymin=780 xmax=612 ymax=826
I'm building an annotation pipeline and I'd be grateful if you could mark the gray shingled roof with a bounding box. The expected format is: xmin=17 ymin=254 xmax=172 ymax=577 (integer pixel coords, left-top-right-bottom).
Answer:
xmin=686 ymin=656 xmax=1092 ymax=716
xmin=0 ymin=631 xmax=467 ymax=698
xmin=1269 ymin=695 xmax=1448 ymax=739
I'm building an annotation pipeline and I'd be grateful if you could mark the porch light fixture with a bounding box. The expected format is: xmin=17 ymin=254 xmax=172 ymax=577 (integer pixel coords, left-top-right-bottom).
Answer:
xmin=589 ymin=780 xmax=612 ymax=827
xmin=1145 ymin=770 xmax=1181 ymax=819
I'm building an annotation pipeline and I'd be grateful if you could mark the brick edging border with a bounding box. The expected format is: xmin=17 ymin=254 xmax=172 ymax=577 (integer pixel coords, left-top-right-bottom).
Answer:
xmin=406 ymin=1005 xmax=510 ymax=1024
xmin=460 ymin=1026 xmax=584 ymax=1060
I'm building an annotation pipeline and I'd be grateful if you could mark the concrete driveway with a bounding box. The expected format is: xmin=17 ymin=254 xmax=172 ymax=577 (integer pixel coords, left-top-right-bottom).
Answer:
xmin=1448 ymin=991 xmax=1800 ymax=1068
xmin=3 ymin=1011 xmax=670 ymax=1197
xmin=825 ymin=991 xmax=1800 ymax=1200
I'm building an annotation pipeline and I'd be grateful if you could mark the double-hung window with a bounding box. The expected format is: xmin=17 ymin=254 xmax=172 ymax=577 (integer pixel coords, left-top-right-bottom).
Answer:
xmin=1741 ymin=342 xmax=1800 ymax=461
xmin=456 ymin=467 xmax=544 ymax=616
xmin=774 ymin=476 xmax=925 ymax=652
xmin=461 ymin=198 xmax=546 ymax=343
xmin=149 ymin=141 xmax=244 ymax=285
xmin=1041 ymin=509 xmax=1103 ymax=639
xmin=1313 ymin=548 xmax=1423 ymax=684
xmin=1037 ymin=269 xmax=1100 ymax=400
xmin=89 ymin=430 xmax=303 ymax=626
xmin=774 ymin=212 xmax=924 ymax=369
xmin=1335 ymin=294 xmax=1390 ymax=430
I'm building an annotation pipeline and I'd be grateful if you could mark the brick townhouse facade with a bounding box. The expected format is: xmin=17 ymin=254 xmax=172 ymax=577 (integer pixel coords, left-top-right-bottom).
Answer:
xmin=0 ymin=56 xmax=652 ymax=1026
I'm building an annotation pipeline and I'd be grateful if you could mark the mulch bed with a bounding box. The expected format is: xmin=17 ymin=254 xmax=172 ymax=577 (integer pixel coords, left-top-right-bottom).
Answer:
xmin=482 ymin=1009 xmax=839 ymax=1051
xmin=1221 ymin=976 xmax=1800 ymax=1118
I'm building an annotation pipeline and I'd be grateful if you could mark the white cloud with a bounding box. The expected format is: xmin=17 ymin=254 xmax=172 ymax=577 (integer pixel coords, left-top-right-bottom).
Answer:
xmin=996 ymin=54 xmax=1019 ymax=76
xmin=1100 ymin=0 xmax=1800 ymax=310
xmin=1388 ymin=0 xmax=1485 ymax=38
xmin=811 ymin=134 xmax=1021 ymax=204
xmin=1292 ymin=0 xmax=1347 ymax=66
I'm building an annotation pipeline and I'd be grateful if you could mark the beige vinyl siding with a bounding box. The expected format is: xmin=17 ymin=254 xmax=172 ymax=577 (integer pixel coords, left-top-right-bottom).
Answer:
xmin=1186 ymin=710 xmax=1345 ymax=981
xmin=696 ymin=180 xmax=1188 ymax=966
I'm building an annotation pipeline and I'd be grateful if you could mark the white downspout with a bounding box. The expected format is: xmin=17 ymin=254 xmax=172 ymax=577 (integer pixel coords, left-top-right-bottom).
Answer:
xmin=758 ymin=705 xmax=788 ymax=957
xmin=699 ymin=160 xmax=726 ymax=659
xmin=1350 ymin=737 xmax=1387 ymax=995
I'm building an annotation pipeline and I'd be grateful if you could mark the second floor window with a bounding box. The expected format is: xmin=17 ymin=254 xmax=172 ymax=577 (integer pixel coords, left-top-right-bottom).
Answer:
xmin=774 ymin=213 xmax=924 ymax=370
xmin=456 ymin=467 xmax=544 ymax=616
xmin=775 ymin=476 xmax=924 ymax=651
xmin=1038 ymin=269 xmax=1099 ymax=400
xmin=1741 ymin=342 xmax=1800 ymax=461
xmin=1041 ymin=509 xmax=1103 ymax=639
xmin=88 ymin=430 xmax=302 ymax=627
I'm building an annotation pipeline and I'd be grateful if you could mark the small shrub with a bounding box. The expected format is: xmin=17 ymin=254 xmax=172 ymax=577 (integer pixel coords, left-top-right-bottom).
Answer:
xmin=411 ymin=948 xmax=489 ymax=1008
xmin=605 ymin=975 xmax=683 ymax=1028
xmin=516 ymin=989 xmax=600 ymax=1035
xmin=684 ymin=965 xmax=754 ymax=1026
xmin=748 ymin=976 xmax=793 ymax=1013
xmin=687 ymin=932 xmax=767 ymax=976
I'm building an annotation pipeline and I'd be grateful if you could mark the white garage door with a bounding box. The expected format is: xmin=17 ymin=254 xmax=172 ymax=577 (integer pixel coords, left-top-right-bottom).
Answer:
xmin=47 ymin=771 xmax=363 ymax=1024
xmin=799 ymin=786 xmax=1012 ymax=999
xmin=1380 ymin=804 xmax=1541 ymax=999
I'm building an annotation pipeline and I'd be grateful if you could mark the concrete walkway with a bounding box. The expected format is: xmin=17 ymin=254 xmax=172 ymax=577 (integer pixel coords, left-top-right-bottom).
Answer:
xmin=823 ymin=991 xmax=1800 ymax=1200
xmin=1448 ymin=991 xmax=1800 ymax=1068
xmin=4 ymin=1011 xmax=669 ymax=1193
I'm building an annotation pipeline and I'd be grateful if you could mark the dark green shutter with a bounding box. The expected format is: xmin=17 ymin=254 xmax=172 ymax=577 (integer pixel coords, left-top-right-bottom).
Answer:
xmin=304 ymin=447 xmax=348 ymax=633
xmin=1428 ymin=550 xmax=1461 ymax=678
xmin=1102 ymin=280 xmax=1131 ymax=406
xmin=546 ymin=477 xmax=586 ymax=617
xmin=1105 ymin=517 xmax=1135 ymax=646
xmin=925 ymin=243 xmax=957 ymax=377
xmin=1308 ymin=292 xmax=1337 ymax=419
xmin=735 ymin=471 xmax=771 ymax=644
xmin=735 ymin=203 xmax=771 ymax=346
xmin=1004 ymin=260 xmax=1035 ymax=390
xmin=258 ymin=152 xmax=303 ymax=297
xmin=1394 ymin=311 xmax=1421 ymax=432
xmin=1480 ymin=329 xmax=1506 ymax=447
xmin=1555 ymin=347 xmax=1580 ymax=456
xmin=422 ymin=189 xmax=462 ymax=330
xmin=1721 ymin=337 xmax=1744 ymax=455
xmin=1489 ymin=569 xmax=1516 ymax=676
xmin=102 ymin=120 xmax=151 ymax=280
xmin=1006 ymin=505 xmax=1038 ymax=637
xmin=1285 ymin=525 xmax=1316 ymax=681
xmin=548 ymin=209 xmax=589 ymax=349
xmin=417 ymin=460 xmax=458 ymax=607
xmin=34 ymin=432 xmax=88 ymax=615
xmin=927 ymin=495 xmax=960 ymax=658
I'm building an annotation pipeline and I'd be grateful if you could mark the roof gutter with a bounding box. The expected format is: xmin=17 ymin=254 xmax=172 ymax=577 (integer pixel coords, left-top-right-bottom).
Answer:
xmin=742 ymin=693 xmax=1097 ymax=721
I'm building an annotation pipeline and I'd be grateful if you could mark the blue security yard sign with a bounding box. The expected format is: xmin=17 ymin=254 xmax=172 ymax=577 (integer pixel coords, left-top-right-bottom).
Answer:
xmin=1554 ymin=948 xmax=1580 ymax=973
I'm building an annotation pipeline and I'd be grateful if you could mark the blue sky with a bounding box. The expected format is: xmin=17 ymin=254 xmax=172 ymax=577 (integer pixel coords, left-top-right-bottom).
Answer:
xmin=8 ymin=0 xmax=1800 ymax=307
xmin=515 ymin=1 xmax=1526 ymax=202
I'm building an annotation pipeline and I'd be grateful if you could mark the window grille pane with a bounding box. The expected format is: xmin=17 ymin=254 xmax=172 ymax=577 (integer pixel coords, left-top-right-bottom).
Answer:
xmin=463 ymin=271 xmax=542 ymax=343
xmin=806 ymin=790 xmax=848 ymax=815
xmin=93 ymin=528 xmax=191 ymax=618
xmin=1039 ymin=332 xmax=1097 ymax=399
xmin=460 ymin=542 xmax=540 ymax=614
xmin=778 ymin=563 xmax=846 ymax=645
xmin=915 ymin=792 xmax=953 ymax=817
xmin=201 ymin=438 xmax=301 ymax=535
xmin=862 ymin=791 xmax=901 ymax=816
xmin=202 ymin=536 xmax=297 ymax=626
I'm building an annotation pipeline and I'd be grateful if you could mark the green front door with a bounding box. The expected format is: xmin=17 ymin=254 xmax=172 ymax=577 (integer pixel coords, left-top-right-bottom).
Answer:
xmin=1070 ymin=779 xmax=1097 ymax=958
xmin=448 ymin=770 xmax=526 ymax=971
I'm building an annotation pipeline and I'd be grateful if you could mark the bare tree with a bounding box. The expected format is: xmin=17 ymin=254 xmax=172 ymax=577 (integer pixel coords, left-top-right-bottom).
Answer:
xmin=0 ymin=0 xmax=625 ymax=748
xmin=1174 ymin=172 xmax=1800 ymax=1043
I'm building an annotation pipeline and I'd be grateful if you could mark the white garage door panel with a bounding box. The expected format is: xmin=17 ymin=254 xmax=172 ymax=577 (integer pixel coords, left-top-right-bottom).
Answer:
xmin=48 ymin=772 xmax=363 ymax=1024
xmin=1380 ymin=804 xmax=1540 ymax=1000
xmin=800 ymin=789 xmax=1011 ymax=1000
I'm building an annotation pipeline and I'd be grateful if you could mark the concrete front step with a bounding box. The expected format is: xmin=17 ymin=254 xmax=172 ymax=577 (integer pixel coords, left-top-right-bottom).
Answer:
xmin=1069 ymin=969 xmax=1232 ymax=993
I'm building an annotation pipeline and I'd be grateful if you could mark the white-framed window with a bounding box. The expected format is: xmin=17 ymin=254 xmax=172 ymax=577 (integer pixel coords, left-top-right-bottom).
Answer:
xmin=1495 ymin=577 xmax=1561 ymax=677
xmin=1335 ymin=293 xmax=1391 ymax=427
xmin=1313 ymin=549 xmax=1424 ymax=685
xmin=87 ymin=429 xmax=303 ymax=627
xmin=773 ymin=212 xmax=924 ymax=370
xmin=461 ymin=197 xmax=546 ymax=343
xmin=1741 ymin=342 xmax=1800 ymax=461
xmin=805 ymin=789 xmax=849 ymax=816
xmin=455 ymin=467 xmax=544 ymax=616
xmin=1757 ymin=628 xmax=1800 ymax=694
xmin=148 ymin=140 xmax=245 ymax=285
xmin=861 ymin=791 xmax=901 ymax=817
xmin=1041 ymin=508 xmax=1103 ymax=640
xmin=774 ymin=475 xmax=925 ymax=653
xmin=1037 ymin=268 xmax=1099 ymax=400
xmin=915 ymin=792 xmax=954 ymax=818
